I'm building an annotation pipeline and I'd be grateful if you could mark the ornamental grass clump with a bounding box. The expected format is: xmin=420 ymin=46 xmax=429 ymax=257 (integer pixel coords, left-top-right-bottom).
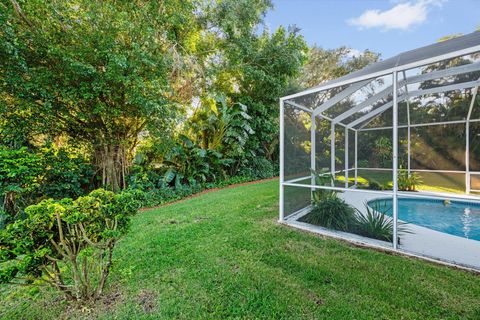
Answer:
xmin=0 ymin=189 xmax=140 ymax=302
xmin=354 ymin=202 xmax=412 ymax=243
xmin=301 ymin=196 xmax=357 ymax=232
xmin=354 ymin=202 xmax=395 ymax=242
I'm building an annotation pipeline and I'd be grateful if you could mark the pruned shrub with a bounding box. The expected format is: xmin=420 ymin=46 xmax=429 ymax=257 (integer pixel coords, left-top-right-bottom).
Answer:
xmin=0 ymin=189 xmax=139 ymax=301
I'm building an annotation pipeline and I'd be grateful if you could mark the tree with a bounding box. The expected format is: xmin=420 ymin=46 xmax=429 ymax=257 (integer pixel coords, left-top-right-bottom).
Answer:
xmin=200 ymin=0 xmax=308 ymax=163
xmin=296 ymin=46 xmax=379 ymax=89
xmin=0 ymin=0 xmax=200 ymax=191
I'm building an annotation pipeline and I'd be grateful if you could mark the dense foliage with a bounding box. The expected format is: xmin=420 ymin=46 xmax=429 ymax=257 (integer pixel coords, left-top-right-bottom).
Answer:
xmin=0 ymin=146 xmax=94 ymax=218
xmin=0 ymin=0 xmax=309 ymax=210
xmin=0 ymin=189 xmax=140 ymax=301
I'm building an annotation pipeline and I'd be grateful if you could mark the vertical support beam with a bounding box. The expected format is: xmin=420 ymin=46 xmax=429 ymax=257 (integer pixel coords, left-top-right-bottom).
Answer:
xmin=403 ymin=71 xmax=411 ymax=174
xmin=345 ymin=127 xmax=349 ymax=188
xmin=331 ymin=122 xmax=336 ymax=186
xmin=311 ymin=114 xmax=316 ymax=189
xmin=466 ymin=84 xmax=478 ymax=195
xmin=279 ymin=99 xmax=285 ymax=222
xmin=407 ymin=121 xmax=411 ymax=174
xmin=466 ymin=121 xmax=470 ymax=194
xmin=392 ymin=72 xmax=399 ymax=250
xmin=354 ymin=130 xmax=358 ymax=186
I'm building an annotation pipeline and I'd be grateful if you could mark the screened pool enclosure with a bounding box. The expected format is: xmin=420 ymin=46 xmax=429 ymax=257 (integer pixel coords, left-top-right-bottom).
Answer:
xmin=279 ymin=32 xmax=480 ymax=270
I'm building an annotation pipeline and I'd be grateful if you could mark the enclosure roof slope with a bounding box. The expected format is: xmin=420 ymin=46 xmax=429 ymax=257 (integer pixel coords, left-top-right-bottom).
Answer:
xmin=284 ymin=31 xmax=480 ymax=100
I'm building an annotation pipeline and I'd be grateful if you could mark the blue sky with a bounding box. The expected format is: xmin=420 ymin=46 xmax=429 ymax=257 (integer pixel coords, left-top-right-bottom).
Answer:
xmin=264 ymin=0 xmax=480 ymax=59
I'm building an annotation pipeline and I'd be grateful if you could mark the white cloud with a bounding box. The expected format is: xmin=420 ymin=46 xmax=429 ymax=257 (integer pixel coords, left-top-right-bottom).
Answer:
xmin=347 ymin=0 xmax=445 ymax=31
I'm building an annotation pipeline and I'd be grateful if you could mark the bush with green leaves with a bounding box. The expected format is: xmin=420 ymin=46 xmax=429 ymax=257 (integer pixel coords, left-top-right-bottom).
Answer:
xmin=300 ymin=169 xmax=354 ymax=231
xmin=40 ymin=147 xmax=96 ymax=199
xmin=161 ymin=134 xmax=230 ymax=187
xmin=0 ymin=209 xmax=8 ymax=230
xmin=0 ymin=147 xmax=43 ymax=216
xmin=354 ymin=202 xmax=394 ymax=242
xmin=373 ymin=136 xmax=393 ymax=167
xmin=366 ymin=181 xmax=383 ymax=190
xmin=126 ymin=175 xmax=256 ymax=209
xmin=398 ymin=169 xmax=422 ymax=191
xmin=239 ymin=157 xmax=275 ymax=180
xmin=0 ymin=146 xmax=95 ymax=221
xmin=301 ymin=196 xmax=357 ymax=232
xmin=0 ymin=189 xmax=139 ymax=301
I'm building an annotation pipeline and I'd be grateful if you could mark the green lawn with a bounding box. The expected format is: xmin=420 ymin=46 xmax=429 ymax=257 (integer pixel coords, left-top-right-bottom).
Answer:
xmin=338 ymin=170 xmax=466 ymax=194
xmin=2 ymin=179 xmax=480 ymax=319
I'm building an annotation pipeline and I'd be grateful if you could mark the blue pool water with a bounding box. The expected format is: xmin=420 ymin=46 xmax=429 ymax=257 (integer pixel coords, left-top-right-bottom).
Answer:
xmin=367 ymin=198 xmax=480 ymax=241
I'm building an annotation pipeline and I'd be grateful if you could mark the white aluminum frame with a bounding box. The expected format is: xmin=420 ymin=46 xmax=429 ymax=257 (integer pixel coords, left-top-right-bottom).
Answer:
xmin=279 ymin=41 xmax=480 ymax=268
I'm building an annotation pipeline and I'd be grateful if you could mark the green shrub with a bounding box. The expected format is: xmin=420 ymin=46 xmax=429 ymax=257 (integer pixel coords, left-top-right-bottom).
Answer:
xmin=367 ymin=181 xmax=382 ymax=190
xmin=41 ymin=148 xmax=95 ymax=199
xmin=162 ymin=134 xmax=230 ymax=187
xmin=301 ymin=196 xmax=356 ymax=232
xmin=354 ymin=202 xmax=411 ymax=242
xmin=398 ymin=169 xmax=421 ymax=191
xmin=0 ymin=146 xmax=95 ymax=220
xmin=0 ymin=209 xmax=8 ymax=230
xmin=239 ymin=157 xmax=275 ymax=180
xmin=126 ymin=165 xmax=163 ymax=191
xmin=0 ymin=189 xmax=140 ymax=301
xmin=373 ymin=136 xmax=392 ymax=167
xmin=128 ymin=175 xmax=256 ymax=208
xmin=357 ymin=159 xmax=369 ymax=168
xmin=0 ymin=147 xmax=43 ymax=216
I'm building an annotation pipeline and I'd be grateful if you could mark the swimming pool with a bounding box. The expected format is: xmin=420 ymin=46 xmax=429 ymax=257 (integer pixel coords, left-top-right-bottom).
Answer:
xmin=367 ymin=198 xmax=480 ymax=241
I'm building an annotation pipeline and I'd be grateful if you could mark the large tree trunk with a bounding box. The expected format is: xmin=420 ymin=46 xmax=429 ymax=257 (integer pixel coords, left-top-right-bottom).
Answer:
xmin=3 ymin=191 xmax=17 ymax=216
xmin=94 ymin=143 xmax=130 ymax=192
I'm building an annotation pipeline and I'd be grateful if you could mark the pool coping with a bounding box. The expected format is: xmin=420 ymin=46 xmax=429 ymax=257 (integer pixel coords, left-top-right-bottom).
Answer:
xmin=283 ymin=191 xmax=480 ymax=272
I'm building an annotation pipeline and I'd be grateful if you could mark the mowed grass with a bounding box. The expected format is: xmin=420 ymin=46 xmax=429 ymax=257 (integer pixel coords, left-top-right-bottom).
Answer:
xmin=2 ymin=179 xmax=480 ymax=319
xmin=339 ymin=170 xmax=466 ymax=194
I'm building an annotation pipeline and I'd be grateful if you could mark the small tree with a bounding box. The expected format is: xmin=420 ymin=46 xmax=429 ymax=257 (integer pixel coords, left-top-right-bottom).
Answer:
xmin=0 ymin=189 xmax=139 ymax=301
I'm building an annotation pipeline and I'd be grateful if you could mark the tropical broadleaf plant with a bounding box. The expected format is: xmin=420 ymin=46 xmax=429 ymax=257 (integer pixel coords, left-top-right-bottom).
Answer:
xmin=310 ymin=168 xmax=336 ymax=204
xmin=185 ymin=96 xmax=254 ymax=175
xmin=161 ymin=134 xmax=230 ymax=187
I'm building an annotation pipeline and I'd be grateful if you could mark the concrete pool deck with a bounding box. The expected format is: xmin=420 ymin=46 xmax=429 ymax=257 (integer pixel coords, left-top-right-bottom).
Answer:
xmin=284 ymin=190 xmax=480 ymax=270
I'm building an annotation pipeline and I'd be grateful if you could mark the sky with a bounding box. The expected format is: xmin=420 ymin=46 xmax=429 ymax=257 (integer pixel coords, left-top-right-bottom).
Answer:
xmin=264 ymin=0 xmax=480 ymax=59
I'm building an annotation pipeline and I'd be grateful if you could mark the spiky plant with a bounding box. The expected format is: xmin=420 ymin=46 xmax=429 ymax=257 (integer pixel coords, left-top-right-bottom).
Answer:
xmin=301 ymin=196 xmax=357 ymax=232
xmin=354 ymin=202 xmax=411 ymax=242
